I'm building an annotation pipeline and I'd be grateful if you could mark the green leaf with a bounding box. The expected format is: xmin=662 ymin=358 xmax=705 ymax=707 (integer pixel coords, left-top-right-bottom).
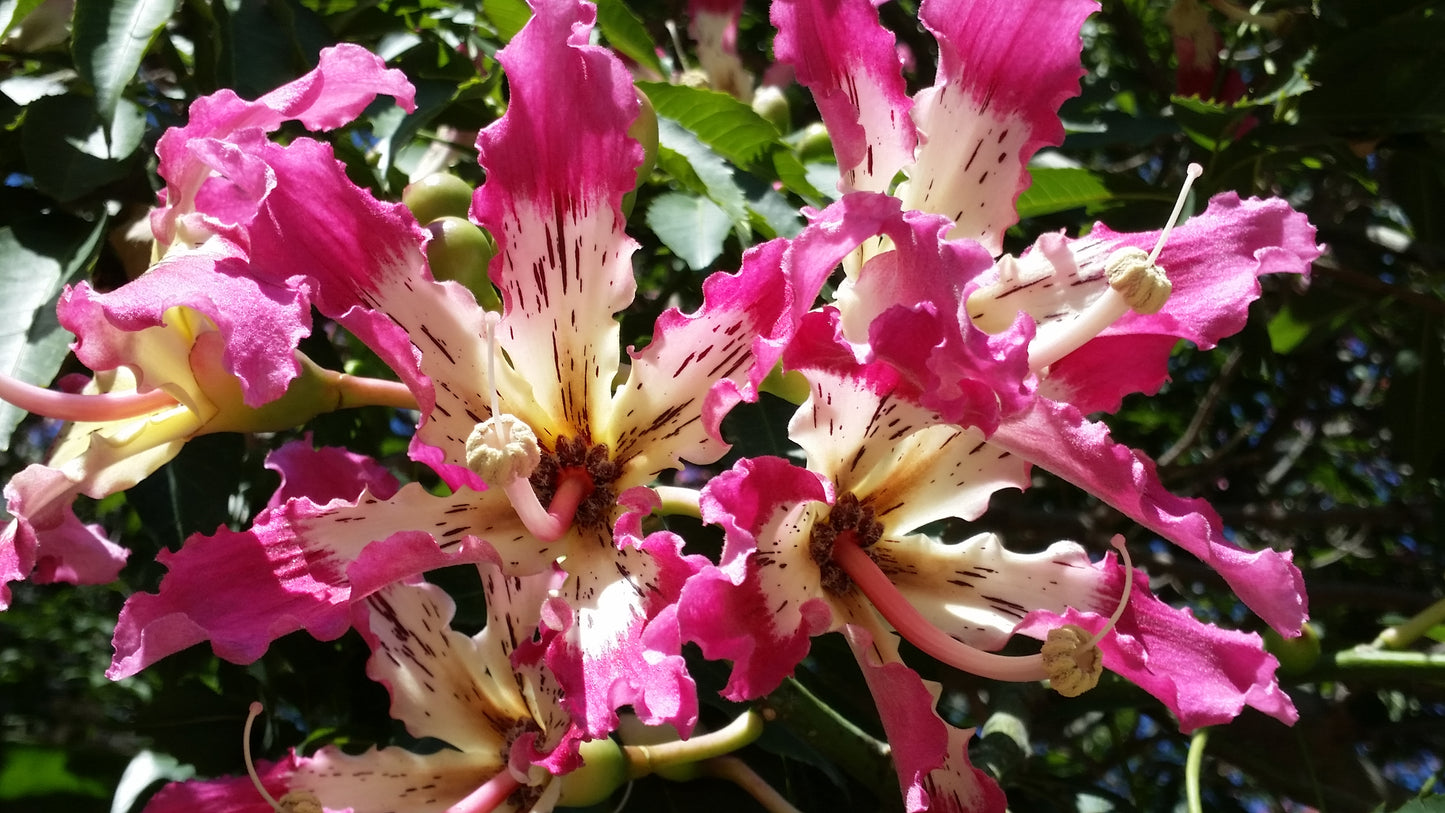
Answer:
xmin=1016 ymin=167 xmax=1113 ymax=218
xmin=595 ymin=0 xmax=662 ymax=77
xmin=0 ymin=202 xmax=108 ymax=450
xmin=637 ymin=82 xmax=784 ymax=171
xmin=1386 ymin=797 xmax=1445 ymax=813
xmin=482 ymin=0 xmax=531 ymax=43
xmin=645 ymin=192 xmax=732 ymax=271
xmin=0 ymin=745 xmax=109 ymax=799
xmin=21 ymin=93 xmax=147 ymax=201
xmin=71 ymin=0 xmax=178 ymax=124
xmin=0 ymin=0 xmax=47 ymax=41
xmin=656 ymin=118 xmax=750 ymax=241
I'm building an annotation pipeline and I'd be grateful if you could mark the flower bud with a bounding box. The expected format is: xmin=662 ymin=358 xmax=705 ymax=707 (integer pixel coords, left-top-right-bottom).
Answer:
xmin=555 ymin=737 xmax=629 ymax=808
xmin=425 ymin=216 xmax=501 ymax=311
xmin=403 ymin=173 xmax=476 ymax=224
xmin=796 ymin=121 xmax=834 ymax=163
xmin=751 ymin=85 xmax=791 ymax=133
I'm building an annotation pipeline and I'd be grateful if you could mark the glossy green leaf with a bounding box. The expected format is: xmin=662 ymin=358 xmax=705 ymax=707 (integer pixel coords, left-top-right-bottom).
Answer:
xmin=0 ymin=203 xmax=108 ymax=450
xmin=1016 ymin=167 xmax=1113 ymax=218
xmin=71 ymin=0 xmax=178 ymax=124
xmin=21 ymin=93 xmax=146 ymax=201
xmin=482 ymin=0 xmax=531 ymax=43
xmin=0 ymin=0 xmax=47 ymax=40
xmin=637 ymin=82 xmax=783 ymax=171
xmin=657 ymin=118 xmax=750 ymax=241
xmin=645 ymin=191 xmax=732 ymax=271
xmin=596 ymin=0 xmax=662 ymax=77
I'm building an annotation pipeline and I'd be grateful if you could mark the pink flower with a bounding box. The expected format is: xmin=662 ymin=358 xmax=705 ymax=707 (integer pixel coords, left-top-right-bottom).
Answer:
xmin=676 ymin=187 xmax=1310 ymax=808
xmin=108 ymin=0 xmax=810 ymax=741
xmin=144 ymin=573 xmax=585 ymax=813
xmin=0 ymin=45 xmax=416 ymax=609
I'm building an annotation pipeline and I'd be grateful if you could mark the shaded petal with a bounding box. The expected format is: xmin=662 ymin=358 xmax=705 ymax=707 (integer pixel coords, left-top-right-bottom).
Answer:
xmin=143 ymin=755 xmax=305 ymax=813
xmin=107 ymin=484 xmax=519 ymax=679
xmin=358 ymin=581 xmax=529 ymax=754
xmin=899 ymin=0 xmax=1094 ymax=252
xmin=678 ymin=456 xmax=835 ymax=700
xmin=293 ymin=744 xmax=504 ymax=813
xmin=472 ymin=0 xmax=641 ymax=440
xmin=1 ymin=463 xmax=127 ymax=608
xmin=786 ymin=311 xmax=1029 ymax=528
xmin=992 ymin=398 xmax=1308 ymax=635
xmin=874 ymin=532 xmax=1103 ymax=651
xmin=1016 ymin=551 xmax=1299 ymax=731
xmin=843 ymin=621 xmax=1006 ymax=813
xmin=689 ymin=0 xmax=753 ymax=98
xmin=772 ymin=0 xmax=916 ymax=194
xmin=609 ymin=237 xmax=799 ymax=480
xmin=61 ymin=244 xmax=313 ymax=407
xmin=263 ymin=437 xmax=400 ymax=510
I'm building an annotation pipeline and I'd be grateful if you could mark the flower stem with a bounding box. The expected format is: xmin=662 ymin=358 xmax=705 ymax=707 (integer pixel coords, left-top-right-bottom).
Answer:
xmin=623 ymin=710 xmax=764 ymax=779
xmin=1185 ymin=727 xmax=1210 ymax=813
xmin=831 ymin=535 xmax=1048 ymax=682
xmin=0 ymin=372 xmax=178 ymax=423
xmin=759 ymin=677 xmax=897 ymax=804
xmin=700 ymin=756 xmax=804 ymax=813
xmin=1373 ymin=595 xmax=1445 ymax=650
xmin=331 ymin=372 xmax=420 ymax=411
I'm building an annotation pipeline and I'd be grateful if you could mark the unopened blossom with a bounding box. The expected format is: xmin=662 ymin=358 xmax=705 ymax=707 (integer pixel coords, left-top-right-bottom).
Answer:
xmin=108 ymin=0 xmax=812 ymax=742
xmin=0 ymin=45 xmax=417 ymax=608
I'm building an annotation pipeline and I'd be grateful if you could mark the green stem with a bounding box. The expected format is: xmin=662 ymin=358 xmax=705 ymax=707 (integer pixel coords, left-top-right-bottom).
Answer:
xmin=622 ymin=710 xmax=763 ymax=779
xmin=1373 ymin=596 xmax=1445 ymax=650
xmin=1185 ymin=728 xmax=1210 ymax=813
xmin=1308 ymin=649 xmax=1445 ymax=683
xmin=758 ymin=677 xmax=898 ymax=805
xmin=653 ymin=485 xmax=702 ymax=519
xmin=701 ymin=756 xmax=804 ymax=813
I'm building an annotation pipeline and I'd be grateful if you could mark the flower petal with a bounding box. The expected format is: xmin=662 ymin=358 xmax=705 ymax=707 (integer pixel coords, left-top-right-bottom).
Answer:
xmin=471 ymin=0 xmax=641 ymax=440
xmin=358 ymin=581 xmax=531 ymax=754
xmin=843 ymin=621 xmax=1006 ymax=813
xmin=899 ymin=0 xmax=1094 ymax=252
xmin=529 ymin=488 xmax=703 ymax=737
xmin=992 ymin=398 xmax=1308 ymax=635
xmin=1016 ymin=551 xmax=1299 ymax=731
xmin=1 ymin=463 xmax=127 ymax=608
xmin=678 ymin=456 xmax=835 ymax=700
xmin=154 ymin=43 xmax=415 ymax=246
xmin=771 ymin=0 xmax=916 ymax=194
xmin=107 ymin=483 xmax=519 ymax=679
xmin=143 ymin=754 xmax=303 ymax=813
xmin=293 ymin=744 xmax=501 ymax=813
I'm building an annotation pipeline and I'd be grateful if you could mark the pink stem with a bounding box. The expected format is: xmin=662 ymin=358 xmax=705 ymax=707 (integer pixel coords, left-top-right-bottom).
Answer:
xmin=0 ymin=372 xmax=178 ymax=423
xmin=831 ymin=535 xmax=1048 ymax=682
xmin=502 ymin=470 xmax=590 ymax=543
xmin=444 ymin=770 xmax=522 ymax=813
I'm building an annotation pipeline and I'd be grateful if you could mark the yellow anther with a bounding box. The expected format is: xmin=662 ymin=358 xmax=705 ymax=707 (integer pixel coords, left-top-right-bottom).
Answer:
xmin=1104 ymin=248 xmax=1172 ymax=315
xmin=1040 ymin=535 xmax=1136 ymax=698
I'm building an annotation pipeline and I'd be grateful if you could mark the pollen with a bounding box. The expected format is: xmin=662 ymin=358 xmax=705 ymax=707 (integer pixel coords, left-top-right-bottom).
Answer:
xmin=809 ymin=492 xmax=883 ymax=596
xmin=530 ymin=435 xmax=620 ymax=531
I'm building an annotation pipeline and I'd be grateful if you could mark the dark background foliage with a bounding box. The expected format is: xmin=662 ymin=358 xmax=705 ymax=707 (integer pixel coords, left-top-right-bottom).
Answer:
xmin=1 ymin=0 xmax=1442 ymax=811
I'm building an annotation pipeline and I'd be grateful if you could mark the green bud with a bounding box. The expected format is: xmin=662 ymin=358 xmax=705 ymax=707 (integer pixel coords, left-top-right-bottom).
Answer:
xmin=796 ymin=121 xmax=834 ymax=163
xmin=403 ymin=173 xmax=475 ymax=224
xmin=555 ymin=737 xmax=629 ymax=808
xmin=759 ymin=364 xmax=811 ymax=405
xmin=1263 ymin=622 xmax=1322 ymax=676
xmin=751 ymin=85 xmax=791 ymax=133
xmin=425 ymin=216 xmax=501 ymax=311
xmin=622 ymin=89 xmax=660 ymax=218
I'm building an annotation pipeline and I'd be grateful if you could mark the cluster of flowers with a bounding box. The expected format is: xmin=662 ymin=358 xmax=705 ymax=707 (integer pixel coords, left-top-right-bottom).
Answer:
xmin=0 ymin=0 xmax=1321 ymax=810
